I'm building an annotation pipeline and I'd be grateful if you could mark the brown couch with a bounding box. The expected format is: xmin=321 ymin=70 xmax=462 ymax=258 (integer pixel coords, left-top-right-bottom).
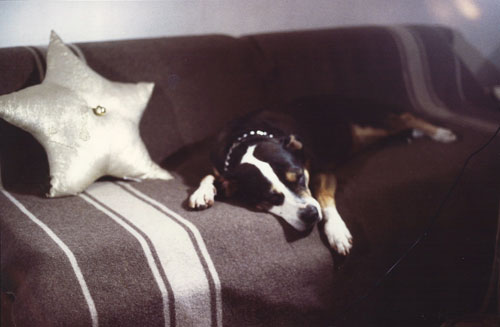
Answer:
xmin=1 ymin=25 xmax=499 ymax=326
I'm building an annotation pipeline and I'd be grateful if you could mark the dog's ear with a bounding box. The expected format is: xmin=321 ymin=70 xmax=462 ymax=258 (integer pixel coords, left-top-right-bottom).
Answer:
xmin=283 ymin=134 xmax=303 ymax=151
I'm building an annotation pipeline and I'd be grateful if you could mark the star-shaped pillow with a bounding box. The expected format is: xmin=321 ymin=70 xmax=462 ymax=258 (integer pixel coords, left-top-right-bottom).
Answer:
xmin=0 ymin=31 xmax=172 ymax=197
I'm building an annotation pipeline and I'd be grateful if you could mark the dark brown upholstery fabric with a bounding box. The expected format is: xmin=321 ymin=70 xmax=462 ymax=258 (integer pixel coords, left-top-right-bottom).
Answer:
xmin=77 ymin=35 xmax=268 ymax=163
xmin=1 ymin=25 xmax=499 ymax=326
xmin=244 ymin=26 xmax=414 ymax=110
xmin=0 ymin=47 xmax=44 ymax=94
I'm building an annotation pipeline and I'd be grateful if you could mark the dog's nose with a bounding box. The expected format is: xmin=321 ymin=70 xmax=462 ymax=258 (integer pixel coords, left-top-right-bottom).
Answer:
xmin=299 ymin=205 xmax=320 ymax=224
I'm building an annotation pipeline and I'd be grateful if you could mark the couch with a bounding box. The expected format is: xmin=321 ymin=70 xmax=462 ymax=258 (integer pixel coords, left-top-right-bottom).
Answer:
xmin=1 ymin=25 xmax=499 ymax=326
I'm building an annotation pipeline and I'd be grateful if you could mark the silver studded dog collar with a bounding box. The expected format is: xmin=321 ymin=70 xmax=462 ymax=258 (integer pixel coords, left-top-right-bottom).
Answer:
xmin=223 ymin=130 xmax=275 ymax=172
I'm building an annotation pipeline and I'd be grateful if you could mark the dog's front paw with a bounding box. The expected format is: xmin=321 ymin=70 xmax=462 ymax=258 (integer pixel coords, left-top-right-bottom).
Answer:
xmin=431 ymin=128 xmax=457 ymax=143
xmin=189 ymin=184 xmax=216 ymax=210
xmin=325 ymin=220 xmax=353 ymax=255
xmin=323 ymin=208 xmax=353 ymax=255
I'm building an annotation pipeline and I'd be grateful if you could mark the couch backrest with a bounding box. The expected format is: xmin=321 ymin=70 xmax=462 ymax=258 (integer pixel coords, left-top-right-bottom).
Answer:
xmin=244 ymin=26 xmax=414 ymax=109
xmin=1 ymin=25 xmax=497 ymax=189
xmin=246 ymin=25 xmax=494 ymax=111
xmin=77 ymin=35 xmax=268 ymax=162
xmin=0 ymin=34 xmax=268 ymax=165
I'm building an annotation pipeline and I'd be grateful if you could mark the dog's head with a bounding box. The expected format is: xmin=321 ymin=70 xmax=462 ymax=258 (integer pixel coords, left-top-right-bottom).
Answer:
xmin=223 ymin=135 xmax=322 ymax=231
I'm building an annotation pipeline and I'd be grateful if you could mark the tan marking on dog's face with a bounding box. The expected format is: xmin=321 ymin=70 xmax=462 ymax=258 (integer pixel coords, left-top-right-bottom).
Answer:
xmin=286 ymin=171 xmax=297 ymax=183
xmin=286 ymin=169 xmax=312 ymax=196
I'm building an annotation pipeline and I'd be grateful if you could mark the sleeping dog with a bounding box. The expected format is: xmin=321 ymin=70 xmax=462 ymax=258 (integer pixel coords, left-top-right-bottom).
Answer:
xmin=188 ymin=96 xmax=456 ymax=255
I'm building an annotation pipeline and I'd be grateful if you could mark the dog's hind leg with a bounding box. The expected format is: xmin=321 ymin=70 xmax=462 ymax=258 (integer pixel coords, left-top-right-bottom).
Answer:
xmin=385 ymin=112 xmax=457 ymax=143
xmin=313 ymin=173 xmax=353 ymax=255
xmin=189 ymin=174 xmax=217 ymax=210
xmin=351 ymin=124 xmax=392 ymax=151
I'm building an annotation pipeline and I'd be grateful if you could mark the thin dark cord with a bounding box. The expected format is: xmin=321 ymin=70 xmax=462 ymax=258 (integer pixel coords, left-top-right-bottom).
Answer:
xmin=332 ymin=123 xmax=500 ymax=326
xmin=480 ymin=196 xmax=500 ymax=313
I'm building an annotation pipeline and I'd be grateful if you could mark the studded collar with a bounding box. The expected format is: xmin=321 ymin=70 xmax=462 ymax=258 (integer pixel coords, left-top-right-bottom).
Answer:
xmin=223 ymin=130 xmax=276 ymax=172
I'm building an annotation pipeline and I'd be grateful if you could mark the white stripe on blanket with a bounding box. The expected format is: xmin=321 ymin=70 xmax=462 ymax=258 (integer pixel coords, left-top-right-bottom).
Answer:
xmin=1 ymin=190 xmax=99 ymax=327
xmin=85 ymin=181 xmax=218 ymax=327
xmin=118 ymin=181 xmax=223 ymax=327
xmin=80 ymin=192 xmax=172 ymax=327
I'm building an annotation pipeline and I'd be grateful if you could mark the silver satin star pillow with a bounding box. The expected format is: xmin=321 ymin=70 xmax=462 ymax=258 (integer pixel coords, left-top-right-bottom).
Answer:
xmin=0 ymin=31 xmax=172 ymax=197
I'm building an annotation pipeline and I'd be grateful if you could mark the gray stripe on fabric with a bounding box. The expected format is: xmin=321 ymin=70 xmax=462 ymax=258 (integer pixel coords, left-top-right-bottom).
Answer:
xmin=387 ymin=26 xmax=497 ymax=131
xmin=80 ymin=192 xmax=172 ymax=327
xmin=23 ymin=46 xmax=45 ymax=81
xmin=2 ymin=190 xmax=99 ymax=327
xmin=388 ymin=26 xmax=453 ymax=117
xmin=453 ymin=52 xmax=468 ymax=104
xmin=116 ymin=181 xmax=223 ymax=327
xmin=85 ymin=181 xmax=220 ymax=327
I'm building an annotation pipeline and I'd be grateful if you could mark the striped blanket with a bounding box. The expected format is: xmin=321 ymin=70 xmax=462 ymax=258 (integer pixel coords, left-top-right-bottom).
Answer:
xmin=2 ymin=181 xmax=221 ymax=327
xmin=2 ymin=174 xmax=344 ymax=326
xmin=2 ymin=25 xmax=500 ymax=326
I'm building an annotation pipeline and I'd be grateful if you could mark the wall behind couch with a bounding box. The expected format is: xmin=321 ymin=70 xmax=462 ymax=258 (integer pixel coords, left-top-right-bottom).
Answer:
xmin=1 ymin=0 xmax=498 ymax=85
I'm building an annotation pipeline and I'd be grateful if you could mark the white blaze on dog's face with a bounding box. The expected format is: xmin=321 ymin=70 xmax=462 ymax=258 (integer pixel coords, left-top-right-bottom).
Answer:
xmin=238 ymin=144 xmax=322 ymax=231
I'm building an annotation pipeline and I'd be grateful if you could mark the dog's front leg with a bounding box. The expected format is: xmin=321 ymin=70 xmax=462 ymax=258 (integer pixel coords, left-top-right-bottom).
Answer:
xmin=314 ymin=173 xmax=353 ymax=255
xmin=189 ymin=174 xmax=217 ymax=210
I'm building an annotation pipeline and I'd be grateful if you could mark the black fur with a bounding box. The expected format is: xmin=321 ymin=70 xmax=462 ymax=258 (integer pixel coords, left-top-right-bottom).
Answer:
xmin=210 ymin=95 xmax=406 ymax=205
